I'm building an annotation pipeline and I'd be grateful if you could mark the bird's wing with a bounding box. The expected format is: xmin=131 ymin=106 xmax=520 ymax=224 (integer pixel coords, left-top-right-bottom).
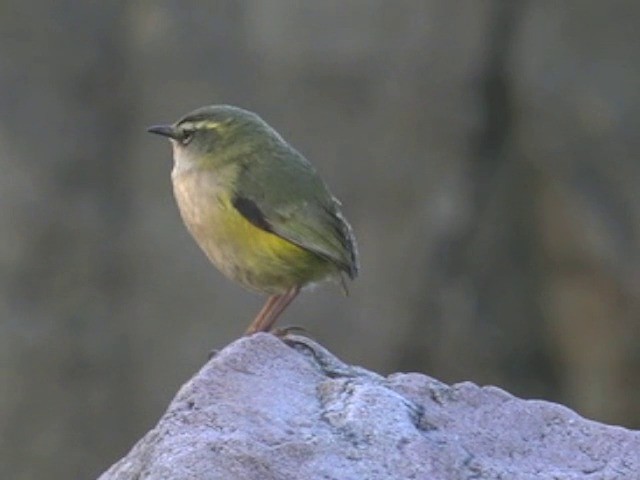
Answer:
xmin=233 ymin=148 xmax=358 ymax=279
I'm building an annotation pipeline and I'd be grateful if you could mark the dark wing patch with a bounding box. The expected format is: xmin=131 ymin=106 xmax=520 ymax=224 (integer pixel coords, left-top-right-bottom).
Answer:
xmin=232 ymin=195 xmax=273 ymax=232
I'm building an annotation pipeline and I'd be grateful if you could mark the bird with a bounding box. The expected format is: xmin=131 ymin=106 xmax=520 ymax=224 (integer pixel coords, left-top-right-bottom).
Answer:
xmin=147 ymin=105 xmax=359 ymax=335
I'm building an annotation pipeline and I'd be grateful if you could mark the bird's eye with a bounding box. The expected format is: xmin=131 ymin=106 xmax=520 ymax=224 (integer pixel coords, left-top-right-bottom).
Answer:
xmin=181 ymin=129 xmax=195 ymax=145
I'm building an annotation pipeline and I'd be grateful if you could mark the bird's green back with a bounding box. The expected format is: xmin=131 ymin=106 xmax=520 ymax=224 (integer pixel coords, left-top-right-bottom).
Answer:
xmin=232 ymin=140 xmax=358 ymax=280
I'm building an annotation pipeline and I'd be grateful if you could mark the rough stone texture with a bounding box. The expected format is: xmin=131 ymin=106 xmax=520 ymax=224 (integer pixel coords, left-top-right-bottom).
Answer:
xmin=99 ymin=334 xmax=640 ymax=480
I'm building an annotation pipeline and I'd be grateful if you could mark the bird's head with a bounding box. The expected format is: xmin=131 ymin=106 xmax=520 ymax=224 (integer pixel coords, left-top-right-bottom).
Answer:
xmin=148 ymin=105 xmax=279 ymax=169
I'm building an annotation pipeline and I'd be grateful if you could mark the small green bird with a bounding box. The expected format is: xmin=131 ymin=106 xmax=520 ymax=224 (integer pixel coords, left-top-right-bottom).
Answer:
xmin=148 ymin=105 xmax=358 ymax=335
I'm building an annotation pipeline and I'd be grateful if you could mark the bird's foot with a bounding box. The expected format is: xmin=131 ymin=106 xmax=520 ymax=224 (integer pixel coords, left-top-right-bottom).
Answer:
xmin=272 ymin=325 xmax=309 ymax=338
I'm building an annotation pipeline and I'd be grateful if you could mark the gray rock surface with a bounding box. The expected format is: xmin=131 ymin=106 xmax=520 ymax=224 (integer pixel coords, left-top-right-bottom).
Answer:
xmin=99 ymin=334 xmax=640 ymax=480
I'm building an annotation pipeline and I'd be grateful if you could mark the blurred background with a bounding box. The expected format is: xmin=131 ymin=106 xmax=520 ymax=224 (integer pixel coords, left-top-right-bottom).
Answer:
xmin=2 ymin=1 xmax=640 ymax=478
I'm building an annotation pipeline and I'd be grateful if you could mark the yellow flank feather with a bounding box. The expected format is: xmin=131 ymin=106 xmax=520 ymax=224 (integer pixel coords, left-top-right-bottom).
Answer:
xmin=172 ymin=169 xmax=334 ymax=295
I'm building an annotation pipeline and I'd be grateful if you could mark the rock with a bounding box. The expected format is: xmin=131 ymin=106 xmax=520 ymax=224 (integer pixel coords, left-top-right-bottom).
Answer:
xmin=98 ymin=334 xmax=640 ymax=480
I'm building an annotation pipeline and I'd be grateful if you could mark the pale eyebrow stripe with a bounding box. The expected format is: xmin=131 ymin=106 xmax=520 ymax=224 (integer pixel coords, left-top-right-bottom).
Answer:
xmin=179 ymin=120 xmax=220 ymax=130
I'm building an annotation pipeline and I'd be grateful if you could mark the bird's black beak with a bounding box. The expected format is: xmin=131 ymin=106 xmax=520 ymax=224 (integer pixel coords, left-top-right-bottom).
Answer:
xmin=147 ymin=124 xmax=180 ymax=140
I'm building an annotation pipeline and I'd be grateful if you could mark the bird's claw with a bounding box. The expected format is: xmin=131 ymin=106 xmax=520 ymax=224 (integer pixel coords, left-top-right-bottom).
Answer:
xmin=272 ymin=325 xmax=309 ymax=338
